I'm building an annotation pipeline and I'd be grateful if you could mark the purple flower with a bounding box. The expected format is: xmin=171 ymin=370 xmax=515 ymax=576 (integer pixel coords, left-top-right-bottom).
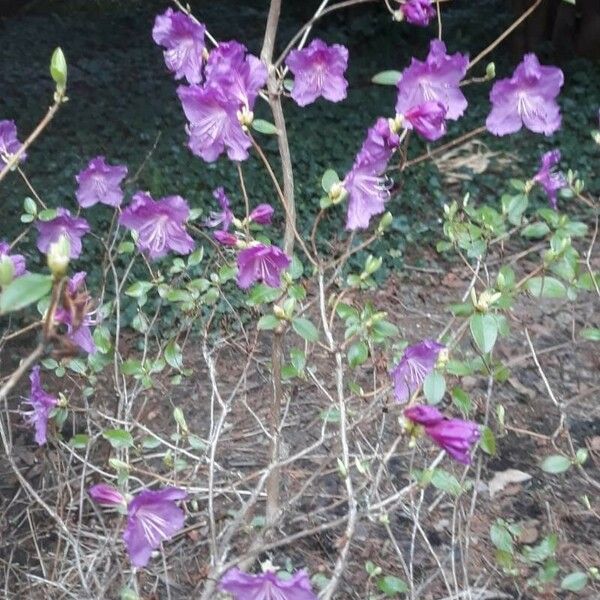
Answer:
xmin=248 ymin=203 xmax=274 ymax=225
xmin=390 ymin=339 xmax=445 ymax=403
xmin=124 ymin=487 xmax=186 ymax=568
xmin=177 ymin=84 xmax=253 ymax=162
xmin=486 ymin=54 xmax=564 ymax=136
xmin=206 ymin=187 xmax=234 ymax=230
xmin=404 ymin=404 xmax=480 ymax=465
xmin=177 ymin=41 xmax=267 ymax=162
xmin=396 ymin=40 xmax=468 ymax=121
xmin=119 ymin=192 xmax=195 ymax=260
xmin=0 ymin=241 xmax=26 ymax=279
xmin=24 ymin=366 xmax=57 ymax=446
xmin=75 ymin=156 xmax=128 ymax=208
xmin=285 ymin=39 xmax=349 ymax=107
xmin=89 ymin=485 xmax=186 ymax=568
xmin=220 ymin=568 xmax=318 ymax=600
xmin=344 ymin=117 xmax=400 ymax=230
xmin=397 ymin=0 xmax=436 ymax=27
xmin=236 ymin=244 xmax=291 ymax=289
xmin=0 ymin=119 xmax=26 ymax=166
xmin=532 ymin=149 xmax=567 ymax=209
xmin=152 ymin=8 xmax=206 ymax=84
xmin=214 ymin=230 xmax=238 ymax=246
xmin=204 ymin=41 xmax=267 ymax=110
xmin=402 ymin=101 xmax=447 ymax=141
xmin=88 ymin=484 xmax=126 ymax=506
xmin=35 ymin=208 xmax=90 ymax=259
xmin=54 ymin=272 xmax=96 ymax=355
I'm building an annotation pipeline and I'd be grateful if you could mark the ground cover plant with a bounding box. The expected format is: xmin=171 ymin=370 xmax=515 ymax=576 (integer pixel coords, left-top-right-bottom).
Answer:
xmin=0 ymin=0 xmax=599 ymax=598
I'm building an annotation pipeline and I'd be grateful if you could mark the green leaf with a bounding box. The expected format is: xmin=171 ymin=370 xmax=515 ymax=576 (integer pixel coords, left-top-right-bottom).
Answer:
xmin=480 ymin=426 xmax=496 ymax=455
xmin=292 ymin=317 xmax=319 ymax=342
xmin=125 ymin=281 xmax=154 ymax=297
xmin=121 ymin=359 xmax=143 ymax=376
xmin=423 ymin=370 xmax=446 ymax=404
xmin=38 ymin=208 xmax=58 ymax=221
xmin=173 ymin=407 xmax=188 ymax=432
xmin=526 ymin=277 xmax=567 ymax=299
xmin=246 ymin=284 xmax=280 ymax=306
xmin=540 ymin=454 xmax=571 ymax=474
xmin=377 ymin=575 xmax=408 ymax=595
xmin=430 ymin=468 xmax=462 ymax=496
xmin=451 ymin=387 xmax=472 ymax=414
xmin=321 ymin=169 xmax=339 ymax=193
xmin=371 ymin=70 xmax=402 ymax=85
xmin=23 ymin=197 xmax=37 ymax=215
xmin=69 ymin=433 xmax=90 ymax=449
xmin=252 ymin=119 xmax=279 ymax=135
xmin=347 ymin=341 xmax=369 ymax=368
xmin=469 ymin=313 xmax=498 ymax=354
xmin=523 ymin=534 xmax=557 ymax=563
xmin=50 ymin=47 xmax=67 ymax=90
xmin=67 ymin=358 xmax=87 ymax=374
xmin=0 ymin=273 xmax=53 ymax=314
xmin=560 ymin=571 xmax=588 ymax=592
xmin=93 ymin=326 xmax=112 ymax=354
xmin=521 ymin=222 xmax=550 ymax=239
xmin=102 ymin=429 xmax=134 ymax=449
xmin=580 ymin=327 xmax=600 ymax=341
xmin=120 ymin=586 xmax=140 ymax=600
xmin=257 ymin=314 xmax=280 ymax=330
xmin=187 ymin=247 xmax=204 ymax=266
xmin=164 ymin=340 xmax=183 ymax=371
xmin=490 ymin=521 xmax=513 ymax=554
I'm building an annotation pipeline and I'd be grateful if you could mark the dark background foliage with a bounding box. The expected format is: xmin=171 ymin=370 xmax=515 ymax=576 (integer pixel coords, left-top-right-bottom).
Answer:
xmin=0 ymin=0 xmax=598 ymax=277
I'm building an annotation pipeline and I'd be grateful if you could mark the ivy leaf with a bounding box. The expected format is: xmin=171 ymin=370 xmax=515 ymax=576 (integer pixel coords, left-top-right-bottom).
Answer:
xmin=0 ymin=273 xmax=53 ymax=314
xmin=292 ymin=317 xmax=319 ymax=342
xmin=469 ymin=313 xmax=498 ymax=354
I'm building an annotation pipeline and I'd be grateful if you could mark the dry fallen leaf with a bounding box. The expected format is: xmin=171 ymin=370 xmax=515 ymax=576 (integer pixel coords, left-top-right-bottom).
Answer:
xmin=488 ymin=468 xmax=532 ymax=498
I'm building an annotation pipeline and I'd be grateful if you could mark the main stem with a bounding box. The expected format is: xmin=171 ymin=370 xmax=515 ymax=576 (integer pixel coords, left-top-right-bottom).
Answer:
xmin=260 ymin=0 xmax=296 ymax=527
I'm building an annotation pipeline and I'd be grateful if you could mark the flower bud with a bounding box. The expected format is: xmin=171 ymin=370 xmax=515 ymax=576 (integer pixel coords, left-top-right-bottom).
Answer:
xmin=329 ymin=182 xmax=347 ymax=204
xmin=47 ymin=234 xmax=70 ymax=278
xmin=88 ymin=483 xmax=126 ymax=507
xmin=485 ymin=62 xmax=496 ymax=80
xmin=273 ymin=305 xmax=286 ymax=319
xmin=392 ymin=9 xmax=404 ymax=22
xmin=389 ymin=114 xmax=404 ymax=134
xmin=237 ymin=106 xmax=254 ymax=128
xmin=0 ymin=255 xmax=15 ymax=287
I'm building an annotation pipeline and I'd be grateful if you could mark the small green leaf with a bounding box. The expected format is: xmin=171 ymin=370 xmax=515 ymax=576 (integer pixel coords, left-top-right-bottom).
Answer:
xmin=490 ymin=521 xmax=514 ymax=554
xmin=527 ymin=276 xmax=567 ymax=299
xmin=347 ymin=341 xmax=368 ymax=368
xmin=580 ymin=327 xmax=600 ymax=341
xmin=522 ymin=534 xmax=557 ymax=563
xmin=125 ymin=281 xmax=154 ymax=298
xmin=430 ymin=468 xmax=462 ymax=496
xmin=252 ymin=119 xmax=279 ymax=135
xmin=173 ymin=407 xmax=188 ymax=432
xmin=292 ymin=317 xmax=319 ymax=342
xmin=70 ymin=434 xmax=90 ymax=449
xmin=540 ymin=454 xmax=571 ymax=474
xmin=67 ymin=358 xmax=87 ymax=374
xmin=38 ymin=208 xmax=58 ymax=221
xmin=451 ymin=387 xmax=472 ymax=414
xmin=0 ymin=273 xmax=53 ymax=314
xmin=371 ymin=70 xmax=402 ymax=85
xmin=521 ymin=222 xmax=550 ymax=238
xmin=560 ymin=571 xmax=588 ymax=592
xmin=257 ymin=314 xmax=280 ymax=330
xmin=50 ymin=47 xmax=67 ymax=90
xmin=321 ymin=169 xmax=339 ymax=193
xmin=23 ymin=197 xmax=37 ymax=215
xmin=102 ymin=429 xmax=134 ymax=449
xmin=480 ymin=426 xmax=496 ymax=455
xmin=377 ymin=575 xmax=408 ymax=595
xmin=164 ymin=340 xmax=183 ymax=371
xmin=469 ymin=313 xmax=498 ymax=354
xmin=423 ymin=370 xmax=446 ymax=404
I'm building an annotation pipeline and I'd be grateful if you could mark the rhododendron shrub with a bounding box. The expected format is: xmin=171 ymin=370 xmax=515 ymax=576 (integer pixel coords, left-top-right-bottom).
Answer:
xmin=0 ymin=4 xmax=597 ymax=600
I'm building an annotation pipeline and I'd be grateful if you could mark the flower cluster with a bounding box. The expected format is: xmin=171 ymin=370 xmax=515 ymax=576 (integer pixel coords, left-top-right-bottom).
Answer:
xmin=177 ymin=41 xmax=267 ymax=162
xmin=285 ymin=39 xmax=349 ymax=107
xmin=405 ymin=404 xmax=480 ymax=464
xmin=89 ymin=484 xmax=186 ymax=568
xmin=390 ymin=339 xmax=446 ymax=403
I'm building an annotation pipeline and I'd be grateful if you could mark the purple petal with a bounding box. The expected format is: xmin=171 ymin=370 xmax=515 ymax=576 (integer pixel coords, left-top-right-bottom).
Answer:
xmin=89 ymin=483 xmax=126 ymax=506
xmin=75 ymin=156 xmax=128 ymax=208
xmin=220 ymin=568 xmax=318 ymax=600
